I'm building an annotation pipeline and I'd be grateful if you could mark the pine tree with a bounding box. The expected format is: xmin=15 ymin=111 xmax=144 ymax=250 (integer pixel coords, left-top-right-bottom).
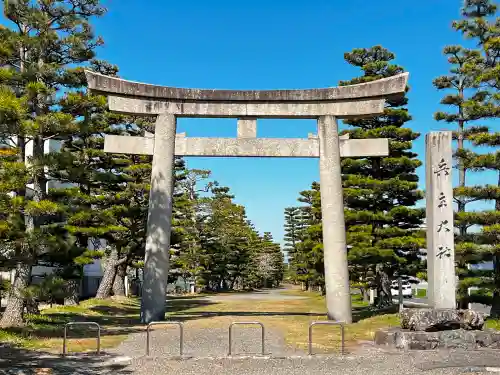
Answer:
xmin=340 ymin=46 xmax=425 ymax=307
xmin=0 ymin=0 xmax=105 ymax=327
xmin=168 ymin=158 xmax=201 ymax=287
xmin=44 ymin=61 xmax=132 ymax=303
xmin=293 ymin=182 xmax=324 ymax=292
xmin=435 ymin=0 xmax=499 ymax=312
xmin=283 ymin=206 xmax=308 ymax=279
xmin=197 ymin=185 xmax=254 ymax=291
xmin=257 ymin=232 xmax=284 ymax=288
xmin=174 ymin=168 xmax=212 ymax=289
xmin=91 ymin=126 xmax=153 ymax=299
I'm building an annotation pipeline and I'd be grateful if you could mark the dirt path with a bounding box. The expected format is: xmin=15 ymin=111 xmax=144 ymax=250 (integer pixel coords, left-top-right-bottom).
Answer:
xmin=109 ymin=288 xmax=308 ymax=359
xmin=200 ymin=287 xmax=308 ymax=302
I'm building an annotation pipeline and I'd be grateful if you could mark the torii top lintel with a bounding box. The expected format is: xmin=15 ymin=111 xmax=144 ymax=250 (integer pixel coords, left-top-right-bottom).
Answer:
xmin=84 ymin=71 xmax=408 ymax=103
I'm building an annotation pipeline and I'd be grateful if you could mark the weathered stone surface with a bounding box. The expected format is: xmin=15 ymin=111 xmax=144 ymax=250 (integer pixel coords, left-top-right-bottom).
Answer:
xmin=237 ymin=118 xmax=257 ymax=138
xmin=425 ymin=131 xmax=456 ymax=308
xmin=400 ymin=308 xmax=484 ymax=331
xmin=107 ymin=96 xmax=386 ymax=118
xmin=103 ymin=135 xmax=389 ymax=159
xmin=85 ymin=70 xmax=408 ymax=102
xmin=459 ymin=309 xmax=485 ymax=330
xmin=375 ymin=328 xmax=500 ymax=350
xmin=140 ymin=114 xmax=176 ymax=324
xmin=318 ymin=116 xmax=351 ymax=323
xmin=374 ymin=327 xmax=399 ymax=346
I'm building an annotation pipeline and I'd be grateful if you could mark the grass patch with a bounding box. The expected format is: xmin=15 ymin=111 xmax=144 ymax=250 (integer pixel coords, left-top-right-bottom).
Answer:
xmin=486 ymin=318 xmax=500 ymax=330
xmin=415 ymin=289 xmax=427 ymax=298
xmin=279 ymin=288 xmax=369 ymax=308
xmin=0 ymin=297 xmax=142 ymax=353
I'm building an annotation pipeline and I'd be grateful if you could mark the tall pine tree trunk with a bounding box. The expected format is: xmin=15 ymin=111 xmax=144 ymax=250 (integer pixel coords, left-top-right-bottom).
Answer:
xmin=375 ymin=264 xmax=392 ymax=307
xmin=95 ymin=248 xmax=127 ymax=299
xmin=112 ymin=264 xmax=127 ymax=297
xmin=457 ymin=108 xmax=469 ymax=309
xmin=492 ymin=173 xmax=500 ymax=316
xmin=0 ymin=38 xmax=31 ymax=328
xmin=64 ymin=279 xmax=80 ymax=306
xmin=0 ymin=263 xmax=30 ymax=327
xmin=95 ymin=248 xmax=119 ymax=299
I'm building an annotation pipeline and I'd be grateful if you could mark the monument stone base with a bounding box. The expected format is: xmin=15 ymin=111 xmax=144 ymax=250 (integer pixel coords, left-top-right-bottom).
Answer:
xmin=375 ymin=308 xmax=491 ymax=350
xmin=375 ymin=327 xmax=500 ymax=350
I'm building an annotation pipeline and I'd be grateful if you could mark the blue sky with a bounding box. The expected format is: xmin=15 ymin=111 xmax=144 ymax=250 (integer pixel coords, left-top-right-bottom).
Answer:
xmin=89 ymin=0 xmax=498 ymax=244
xmin=4 ymin=1 xmax=498 ymax=245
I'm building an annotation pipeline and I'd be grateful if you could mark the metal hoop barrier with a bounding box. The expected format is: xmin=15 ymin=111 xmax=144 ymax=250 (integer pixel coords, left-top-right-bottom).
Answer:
xmin=62 ymin=322 xmax=101 ymax=356
xmin=146 ymin=321 xmax=184 ymax=356
xmin=228 ymin=321 xmax=265 ymax=356
xmin=308 ymin=321 xmax=345 ymax=356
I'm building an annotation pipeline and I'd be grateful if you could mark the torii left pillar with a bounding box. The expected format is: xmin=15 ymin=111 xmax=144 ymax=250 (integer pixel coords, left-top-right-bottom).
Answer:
xmin=140 ymin=114 xmax=177 ymax=323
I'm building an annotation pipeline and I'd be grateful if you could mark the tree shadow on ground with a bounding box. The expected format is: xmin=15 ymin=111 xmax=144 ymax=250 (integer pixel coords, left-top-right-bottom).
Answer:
xmin=165 ymin=297 xmax=397 ymax=323
xmin=352 ymin=305 xmax=398 ymax=323
xmin=0 ymin=343 xmax=133 ymax=375
xmin=166 ymin=296 xmax=217 ymax=314
xmin=1 ymin=315 xmax=146 ymax=340
xmin=197 ymin=286 xmax=288 ymax=295
xmin=0 ymin=297 xmax=217 ymax=345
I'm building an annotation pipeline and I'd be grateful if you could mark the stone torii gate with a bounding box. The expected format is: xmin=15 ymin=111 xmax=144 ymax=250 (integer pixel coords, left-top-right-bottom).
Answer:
xmin=85 ymin=71 xmax=409 ymax=324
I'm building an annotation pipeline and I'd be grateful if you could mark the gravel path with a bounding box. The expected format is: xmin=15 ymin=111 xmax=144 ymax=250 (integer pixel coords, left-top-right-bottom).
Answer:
xmin=5 ymin=289 xmax=500 ymax=374
xmin=115 ymin=347 xmax=500 ymax=375
xmin=111 ymin=325 xmax=303 ymax=358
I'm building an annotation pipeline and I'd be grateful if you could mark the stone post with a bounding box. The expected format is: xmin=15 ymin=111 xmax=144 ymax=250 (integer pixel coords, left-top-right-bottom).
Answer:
xmin=140 ymin=114 xmax=177 ymax=323
xmin=318 ymin=115 xmax=352 ymax=323
xmin=369 ymin=289 xmax=376 ymax=305
xmin=425 ymin=131 xmax=456 ymax=309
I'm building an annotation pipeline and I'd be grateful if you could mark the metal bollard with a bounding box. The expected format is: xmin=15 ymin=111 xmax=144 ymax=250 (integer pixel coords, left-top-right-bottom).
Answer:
xmin=62 ymin=322 xmax=101 ymax=356
xmin=228 ymin=321 xmax=265 ymax=356
xmin=308 ymin=321 xmax=345 ymax=355
xmin=146 ymin=321 xmax=184 ymax=356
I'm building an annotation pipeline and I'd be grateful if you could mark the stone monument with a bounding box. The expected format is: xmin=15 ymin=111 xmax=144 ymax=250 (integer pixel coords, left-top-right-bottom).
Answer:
xmin=85 ymin=71 xmax=408 ymax=324
xmin=425 ymin=131 xmax=456 ymax=309
xmin=374 ymin=131 xmax=492 ymax=351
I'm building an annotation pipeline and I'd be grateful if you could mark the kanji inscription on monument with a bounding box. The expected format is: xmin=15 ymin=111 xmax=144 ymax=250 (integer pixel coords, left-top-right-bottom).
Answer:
xmin=425 ymin=131 xmax=456 ymax=309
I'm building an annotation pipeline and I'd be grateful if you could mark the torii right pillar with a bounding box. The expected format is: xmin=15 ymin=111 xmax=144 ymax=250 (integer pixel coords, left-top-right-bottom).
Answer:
xmin=318 ymin=115 xmax=353 ymax=323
